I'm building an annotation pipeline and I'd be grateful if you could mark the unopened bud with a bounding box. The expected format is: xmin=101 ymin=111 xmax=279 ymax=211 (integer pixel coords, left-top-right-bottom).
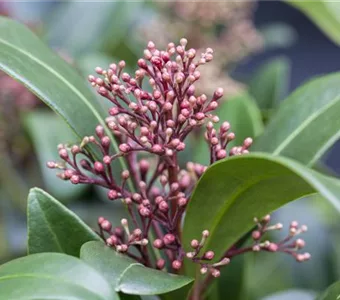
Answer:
xmin=172 ymin=260 xmax=182 ymax=270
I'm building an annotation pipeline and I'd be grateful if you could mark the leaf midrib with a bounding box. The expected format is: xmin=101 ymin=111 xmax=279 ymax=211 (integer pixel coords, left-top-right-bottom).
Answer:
xmin=115 ymin=263 xmax=142 ymax=292
xmin=0 ymin=37 xmax=106 ymax=135
xmin=272 ymin=94 xmax=340 ymax=156
xmin=35 ymin=197 xmax=64 ymax=253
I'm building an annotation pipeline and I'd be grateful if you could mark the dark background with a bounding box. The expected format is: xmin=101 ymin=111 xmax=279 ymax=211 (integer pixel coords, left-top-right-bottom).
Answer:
xmin=243 ymin=1 xmax=340 ymax=173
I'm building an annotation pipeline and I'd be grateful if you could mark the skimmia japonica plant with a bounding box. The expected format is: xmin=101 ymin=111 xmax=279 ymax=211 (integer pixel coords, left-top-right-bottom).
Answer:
xmin=2 ymin=15 xmax=340 ymax=300
xmin=47 ymin=39 xmax=309 ymax=287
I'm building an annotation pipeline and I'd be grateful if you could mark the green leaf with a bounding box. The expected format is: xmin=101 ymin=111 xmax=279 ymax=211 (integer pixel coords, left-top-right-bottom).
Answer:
xmin=24 ymin=111 xmax=88 ymax=201
xmin=80 ymin=241 xmax=194 ymax=295
xmin=183 ymin=153 xmax=340 ymax=272
xmin=254 ymin=72 xmax=340 ymax=166
xmin=0 ymin=252 xmax=118 ymax=300
xmin=27 ymin=188 xmax=100 ymax=256
xmin=0 ymin=17 xmax=131 ymax=185
xmin=0 ymin=17 xmax=103 ymax=148
xmin=194 ymin=93 xmax=263 ymax=165
xmin=249 ymin=56 xmax=291 ymax=111
xmin=317 ymin=281 xmax=340 ymax=300
xmin=286 ymin=1 xmax=340 ymax=45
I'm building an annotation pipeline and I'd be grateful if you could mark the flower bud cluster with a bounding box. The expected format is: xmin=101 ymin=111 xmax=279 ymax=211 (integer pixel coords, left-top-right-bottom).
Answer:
xmin=88 ymin=39 xmax=229 ymax=160
xmin=249 ymin=215 xmax=310 ymax=262
xmin=99 ymin=217 xmax=148 ymax=255
xmin=47 ymin=39 xmax=309 ymax=276
xmin=186 ymin=230 xmax=230 ymax=278
xmin=205 ymin=121 xmax=252 ymax=162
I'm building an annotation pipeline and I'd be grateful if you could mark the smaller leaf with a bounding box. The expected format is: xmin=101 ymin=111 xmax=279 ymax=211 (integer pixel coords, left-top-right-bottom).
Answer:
xmin=286 ymin=1 xmax=340 ymax=45
xmin=0 ymin=252 xmax=118 ymax=300
xmin=80 ymin=241 xmax=194 ymax=295
xmin=27 ymin=187 xmax=100 ymax=256
xmin=249 ymin=56 xmax=291 ymax=111
xmin=317 ymin=281 xmax=340 ymax=300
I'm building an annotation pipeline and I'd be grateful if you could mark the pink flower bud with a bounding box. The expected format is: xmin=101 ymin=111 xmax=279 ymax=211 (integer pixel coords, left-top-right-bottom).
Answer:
xmin=156 ymin=259 xmax=165 ymax=270
xmin=172 ymin=260 xmax=182 ymax=270
xmin=64 ymin=169 xmax=74 ymax=179
xmin=243 ymin=137 xmax=253 ymax=148
xmin=108 ymin=190 xmax=118 ymax=200
xmin=117 ymin=244 xmax=128 ymax=253
xmin=152 ymin=144 xmax=164 ymax=154
xmin=176 ymin=142 xmax=186 ymax=151
xmin=139 ymin=159 xmax=149 ymax=173
xmin=163 ymin=234 xmax=175 ymax=245
xmin=204 ymin=251 xmax=215 ymax=260
xmin=163 ymin=102 xmax=173 ymax=111
xmin=98 ymin=217 xmax=105 ymax=224
xmin=295 ymin=239 xmax=305 ymax=249
xmin=94 ymin=161 xmax=104 ymax=173
xmin=47 ymin=161 xmax=56 ymax=168
xmin=158 ymin=201 xmax=169 ymax=212
xmin=121 ymin=170 xmax=130 ymax=179
xmin=178 ymin=197 xmax=188 ymax=207
xmin=195 ymin=112 xmax=205 ymax=120
xmin=252 ymin=230 xmax=261 ymax=240
xmin=268 ymin=243 xmax=279 ymax=252
xmin=103 ymin=156 xmax=111 ymax=164
xmin=202 ymin=230 xmax=209 ymax=238
xmin=138 ymin=59 xmax=147 ymax=68
xmin=211 ymin=268 xmax=221 ymax=278
xmin=214 ymin=88 xmax=224 ymax=99
xmin=101 ymin=136 xmax=110 ymax=147
xmin=148 ymin=101 xmax=157 ymax=111
xmin=191 ymin=239 xmax=199 ymax=249
xmin=139 ymin=207 xmax=151 ymax=217
xmin=95 ymin=125 xmax=105 ymax=138
xmin=153 ymin=239 xmax=164 ymax=249
xmin=119 ymin=143 xmax=131 ymax=153
xmin=70 ymin=175 xmax=80 ymax=184
xmin=59 ymin=149 xmax=68 ymax=159
xmin=101 ymin=220 xmax=112 ymax=231
xmin=216 ymin=149 xmax=227 ymax=159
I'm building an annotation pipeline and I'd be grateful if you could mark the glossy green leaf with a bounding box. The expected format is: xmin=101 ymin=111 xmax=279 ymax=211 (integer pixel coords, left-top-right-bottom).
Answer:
xmin=0 ymin=252 xmax=118 ymax=300
xmin=249 ymin=56 xmax=291 ymax=111
xmin=194 ymin=94 xmax=263 ymax=165
xmin=80 ymin=241 xmax=194 ymax=295
xmin=27 ymin=188 xmax=100 ymax=256
xmin=25 ymin=111 xmax=88 ymax=201
xmin=254 ymin=72 xmax=340 ymax=166
xmin=183 ymin=153 xmax=340 ymax=271
xmin=286 ymin=1 xmax=340 ymax=45
xmin=317 ymin=281 xmax=340 ymax=300
xmin=0 ymin=17 xmax=131 ymax=183
xmin=0 ymin=17 xmax=103 ymax=148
